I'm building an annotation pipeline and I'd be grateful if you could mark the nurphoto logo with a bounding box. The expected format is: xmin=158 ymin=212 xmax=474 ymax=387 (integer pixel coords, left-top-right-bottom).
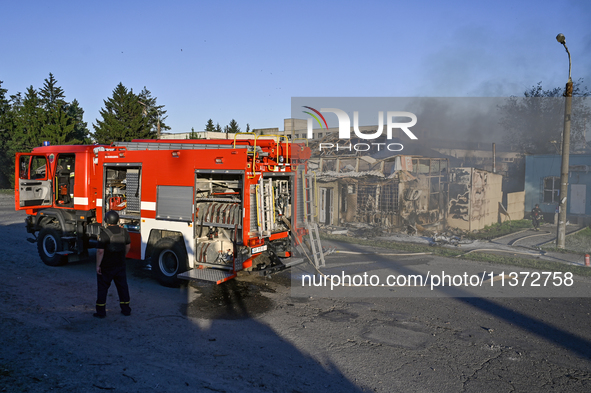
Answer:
xmin=302 ymin=106 xmax=418 ymax=152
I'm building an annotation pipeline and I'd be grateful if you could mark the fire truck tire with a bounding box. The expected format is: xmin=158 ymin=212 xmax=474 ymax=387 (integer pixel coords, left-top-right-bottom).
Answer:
xmin=152 ymin=238 xmax=188 ymax=287
xmin=37 ymin=226 xmax=67 ymax=266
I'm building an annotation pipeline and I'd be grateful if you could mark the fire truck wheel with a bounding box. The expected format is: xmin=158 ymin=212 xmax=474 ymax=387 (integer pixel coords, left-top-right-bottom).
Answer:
xmin=152 ymin=238 xmax=188 ymax=287
xmin=37 ymin=226 xmax=67 ymax=266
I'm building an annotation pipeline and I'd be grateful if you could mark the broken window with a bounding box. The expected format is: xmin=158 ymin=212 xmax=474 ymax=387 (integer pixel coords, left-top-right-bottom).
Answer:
xmin=418 ymin=159 xmax=430 ymax=174
xmin=358 ymin=184 xmax=378 ymax=213
xmin=430 ymin=159 xmax=440 ymax=174
xmin=543 ymin=177 xmax=560 ymax=203
xmin=379 ymin=182 xmax=399 ymax=213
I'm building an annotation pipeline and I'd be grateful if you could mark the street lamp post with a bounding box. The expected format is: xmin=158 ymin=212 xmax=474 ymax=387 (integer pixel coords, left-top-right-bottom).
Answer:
xmin=555 ymin=33 xmax=573 ymax=249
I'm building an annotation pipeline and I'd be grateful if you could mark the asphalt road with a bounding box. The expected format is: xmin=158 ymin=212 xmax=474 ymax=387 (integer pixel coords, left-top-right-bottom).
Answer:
xmin=1 ymin=194 xmax=591 ymax=392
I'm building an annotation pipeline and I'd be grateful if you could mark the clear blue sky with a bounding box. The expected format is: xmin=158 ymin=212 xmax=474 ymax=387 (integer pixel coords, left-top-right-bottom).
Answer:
xmin=2 ymin=0 xmax=590 ymax=134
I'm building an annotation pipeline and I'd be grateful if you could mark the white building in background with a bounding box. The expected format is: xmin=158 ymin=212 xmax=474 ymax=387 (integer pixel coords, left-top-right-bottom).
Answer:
xmin=159 ymin=129 xmax=282 ymax=141
xmin=159 ymin=131 xmax=231 ymax=140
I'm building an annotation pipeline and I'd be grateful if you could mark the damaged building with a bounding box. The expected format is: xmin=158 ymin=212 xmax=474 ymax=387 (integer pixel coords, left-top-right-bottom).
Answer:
xmin=447 ymin=167 xmax=503 ymax=231
xmin=309 ymin=154 xmax=504 ymax=233
xmin=310 ymin=155 xmax=451 ymax=232
xmin=301 ymin=128 xmax=507 ymax=233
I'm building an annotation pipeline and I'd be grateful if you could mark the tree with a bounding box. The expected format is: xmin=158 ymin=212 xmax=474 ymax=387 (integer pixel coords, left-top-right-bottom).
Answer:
xmin=205 ymin=119 xmax=215 ymax=132
xmin=246 ymin=123 xmax=250 ymax=133
xmin=187 ymin=127 xmax=200 ymax=139
xmin=138 ymin=87 xmax=170 ymax=136
xmin=8 ymin=74 xmax=90 ymax=149
xmin=67 ymin=99 xmax=91 ymax=144
xmin=0 ymin=81 xmax=15 ymax=188
xmin=39 ymin=73 xmax=65 ymax=111
xmin=500 ymin=80 xmax=591 ymax=154
xmin=13 ymin=86 xmax=45 ymax=151
xmin=0 ymin=74 xmax=90 ymax=187
xmin=226 ymin=119 xmax=240 ymax=134
xmin=37 ymin=73 xmax=88 ymax=145
xmin=93 ymin=83 xmax=155 ymax=143
xmin=215 ymin=123 xmax=222 ymax=133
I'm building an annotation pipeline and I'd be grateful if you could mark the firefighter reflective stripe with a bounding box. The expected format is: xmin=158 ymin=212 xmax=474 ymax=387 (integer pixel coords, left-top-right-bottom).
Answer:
xmin=120 ymin=301 xmax=130 ymax=305
xmin=96 ymin=303 xmax=106 ymax=306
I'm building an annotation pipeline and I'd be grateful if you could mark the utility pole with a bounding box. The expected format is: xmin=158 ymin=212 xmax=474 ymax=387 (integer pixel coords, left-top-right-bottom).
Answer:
xmin=555 ymin=33 xmax=573 ymax=249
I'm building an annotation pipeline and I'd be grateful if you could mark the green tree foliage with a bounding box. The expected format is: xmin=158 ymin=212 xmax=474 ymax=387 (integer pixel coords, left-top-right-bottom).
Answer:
xmin=226 ymin=119 xmax=240 ymax=134
xmin=68 ymin=99 xmax=91 ymax=144
xmin=205 ymin=119 xmax=215 ymax=132
xmin=38 ymin=73 xmax=88 ymax=145
xmin=0 ymin=74 xmax=89 ymax=187
xmin=501 ymin=80 xmax=591 ymax=154
xmin=14 ymin=87 xmax=45 ymax=150
xmin=0 ymin=81 xmax=15 ymax=187
xmin=187 ymin=127 xmax=200 ymax=139
xmin=138 ymin=87 xmax=170 ymax=137
xmin=39 ymin=73 xmax=65 ymax=110
xmin=215 ymin=123 xmax=222 ymax=133
xmin=93 ymin=83 xmax=155 ymax=143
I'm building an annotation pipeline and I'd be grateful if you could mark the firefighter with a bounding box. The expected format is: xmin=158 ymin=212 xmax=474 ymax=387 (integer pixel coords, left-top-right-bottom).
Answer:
xmin=94 ymin=210 xmax=131 ymax=318
xmin=531 ymin=204 xmax=543 ymax=231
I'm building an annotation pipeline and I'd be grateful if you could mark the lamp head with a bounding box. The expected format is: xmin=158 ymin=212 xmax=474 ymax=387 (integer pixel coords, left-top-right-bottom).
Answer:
xmin=556 ymin=33 xmax=566 ymax=44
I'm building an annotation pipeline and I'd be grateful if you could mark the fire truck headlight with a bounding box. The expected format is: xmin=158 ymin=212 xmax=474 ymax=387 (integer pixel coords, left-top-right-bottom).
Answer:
xmin=278 ymin=155 xmax=284 ymax=163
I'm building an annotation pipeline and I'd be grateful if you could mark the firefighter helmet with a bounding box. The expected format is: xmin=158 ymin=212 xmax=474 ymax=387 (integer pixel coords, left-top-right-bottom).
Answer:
xmin=105 ymin=210 xmax=119 ymax=225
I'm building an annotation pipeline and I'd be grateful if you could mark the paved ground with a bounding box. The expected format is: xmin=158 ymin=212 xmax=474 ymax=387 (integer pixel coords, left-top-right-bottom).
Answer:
xmin=2 ymin=194 xmax=591 ymax=392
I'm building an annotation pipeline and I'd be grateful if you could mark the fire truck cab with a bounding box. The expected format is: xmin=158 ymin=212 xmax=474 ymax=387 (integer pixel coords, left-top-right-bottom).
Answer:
xmin=16 ymin=137 xmax=311 ymax=286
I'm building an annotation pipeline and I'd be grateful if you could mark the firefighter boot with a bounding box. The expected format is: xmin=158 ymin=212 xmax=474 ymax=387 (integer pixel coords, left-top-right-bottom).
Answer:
xmin=120 ymin=302 xmax=131 ymax=316
xmin=94 ymin=304 xmax=106 ymax=318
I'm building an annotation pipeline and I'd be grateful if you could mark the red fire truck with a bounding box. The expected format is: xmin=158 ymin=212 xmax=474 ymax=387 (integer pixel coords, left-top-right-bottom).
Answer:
xmin=15 ymin=136 xmax=311 ymax=286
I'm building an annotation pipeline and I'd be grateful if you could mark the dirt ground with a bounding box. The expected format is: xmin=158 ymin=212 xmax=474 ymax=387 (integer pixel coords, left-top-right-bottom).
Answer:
xmin=2 ymin=194 xmax=591 ymax=392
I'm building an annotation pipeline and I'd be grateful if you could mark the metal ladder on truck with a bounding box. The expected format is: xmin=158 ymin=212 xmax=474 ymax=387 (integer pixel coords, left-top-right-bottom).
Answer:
xmin=302 ymin=173 xmax=325 ymax=268
xmin=257 ymin=178 xmax=275 ymax=237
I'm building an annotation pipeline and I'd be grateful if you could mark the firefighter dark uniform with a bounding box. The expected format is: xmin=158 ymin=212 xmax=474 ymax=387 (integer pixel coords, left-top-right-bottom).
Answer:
xmin=531 ymin=204 xmax=543 ymax=230
xmin=95 ymin=211 xmax=131 ymax=318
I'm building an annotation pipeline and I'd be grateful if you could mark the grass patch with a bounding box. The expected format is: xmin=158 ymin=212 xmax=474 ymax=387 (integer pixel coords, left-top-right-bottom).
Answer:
xmin=541 ymin=227 xmax=591 ymax=255
xmin=321 ymin=233 xmax=591 ymax=277
xmin=0 ymin=189 xmax=14 ymax=195
xmin=464 ymin=219 xmax=532 ymax=240
xmin=564 ymin=227 xmax=591 ymax=254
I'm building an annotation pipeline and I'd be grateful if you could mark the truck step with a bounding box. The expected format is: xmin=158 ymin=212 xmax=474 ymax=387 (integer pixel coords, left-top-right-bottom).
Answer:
xmin=56 ymin=251 xmax=74 ymax=255
xmin=177 ymin=268 xmax=236 ymax=284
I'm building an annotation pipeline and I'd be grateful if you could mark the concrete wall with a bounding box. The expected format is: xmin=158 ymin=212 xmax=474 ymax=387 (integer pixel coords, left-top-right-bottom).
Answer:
xmin=447 ymin=168 xmax=502 ymax=231
xmin=501 ymin=191 xmax=525 ymax=223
